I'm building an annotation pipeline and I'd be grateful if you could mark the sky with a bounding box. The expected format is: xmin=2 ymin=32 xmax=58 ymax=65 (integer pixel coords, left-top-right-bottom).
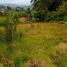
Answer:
xmin=0 ymin=0 xmax=31 ymax=5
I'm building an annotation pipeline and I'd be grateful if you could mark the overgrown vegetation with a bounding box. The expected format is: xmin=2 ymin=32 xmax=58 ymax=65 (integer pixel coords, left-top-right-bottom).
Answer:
xmin=0 ymin=23 xmax=67 ymax=67
xmin=0 ymin=0 xmax=67 ymax=67
xmin=31 ymin=0 xmax=67 ymax=22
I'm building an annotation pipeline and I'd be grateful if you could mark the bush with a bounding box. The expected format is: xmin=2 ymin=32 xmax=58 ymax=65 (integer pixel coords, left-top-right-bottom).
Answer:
xmin=63 ymin=16 xmax=67 ymax=21
xmin=15 ymin=55 xmax=29 ymax=67
xmin=0 ymin=17 xmax=7 ymax=23
xmin=45 ymin=11 xmax=67 ymax=22
xmin=32 ymin=10 xmax=45 ymax=22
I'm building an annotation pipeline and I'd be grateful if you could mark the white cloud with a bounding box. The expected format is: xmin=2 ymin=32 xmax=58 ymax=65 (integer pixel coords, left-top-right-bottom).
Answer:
xmin=0 ymin=0 xmax=31 ymax=5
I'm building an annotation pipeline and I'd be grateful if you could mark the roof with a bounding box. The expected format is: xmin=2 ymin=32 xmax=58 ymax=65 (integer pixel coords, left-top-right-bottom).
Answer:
xmin=19 ymin=17 xmax=30 ymax=22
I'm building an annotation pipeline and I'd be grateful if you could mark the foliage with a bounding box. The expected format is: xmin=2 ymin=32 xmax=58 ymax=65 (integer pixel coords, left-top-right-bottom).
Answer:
xmin=0 ymin=0 xmax=67 ymax=67
xmin=0 ymin=22 xmax=67 ymax=67
xmin=45 ymin=1 xmax=67 ymax=22
xmin=58 ymin=1 xmax=67 ymax=13
xmin=45 ymin=11 xmax=65 ymax=21
xmin=31 ymin=0 xmax=67 ymax=22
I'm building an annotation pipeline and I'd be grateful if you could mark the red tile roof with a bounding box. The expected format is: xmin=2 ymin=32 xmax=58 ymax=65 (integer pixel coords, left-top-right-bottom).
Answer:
xmin=19 ymin=17 xmax=30 ymax=22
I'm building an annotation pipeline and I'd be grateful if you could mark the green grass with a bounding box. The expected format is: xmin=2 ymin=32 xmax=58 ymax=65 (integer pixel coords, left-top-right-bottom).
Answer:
xmin=0 ymin=23 xmax=67 ymax=67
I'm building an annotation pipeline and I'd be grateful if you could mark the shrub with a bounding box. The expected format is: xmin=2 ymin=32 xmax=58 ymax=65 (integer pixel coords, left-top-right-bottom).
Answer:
xmin=45 ymin=10 xmax=67 ymax=22
xmin=63 ymin=16 xmax=67 ymax=21
xmin=15 ymin=55 xmax=29 ymax=67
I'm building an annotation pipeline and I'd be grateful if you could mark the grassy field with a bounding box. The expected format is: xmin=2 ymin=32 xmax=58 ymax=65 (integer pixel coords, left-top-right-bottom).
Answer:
xmin=0 ymin=22 xmax=67 ymax=67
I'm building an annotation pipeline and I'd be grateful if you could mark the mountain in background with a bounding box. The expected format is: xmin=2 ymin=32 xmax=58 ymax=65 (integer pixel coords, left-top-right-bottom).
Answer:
xmin=0 ymin=3 xmax=31 ymax=7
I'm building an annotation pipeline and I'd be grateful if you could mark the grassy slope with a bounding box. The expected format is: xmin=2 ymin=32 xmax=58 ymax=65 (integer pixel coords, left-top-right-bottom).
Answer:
xmin=0 ymin=23 xmax=67 ymax=67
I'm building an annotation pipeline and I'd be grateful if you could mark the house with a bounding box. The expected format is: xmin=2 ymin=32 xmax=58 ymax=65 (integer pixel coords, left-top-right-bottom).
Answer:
xmin=19 ymin=17 xmax=30 ymax=22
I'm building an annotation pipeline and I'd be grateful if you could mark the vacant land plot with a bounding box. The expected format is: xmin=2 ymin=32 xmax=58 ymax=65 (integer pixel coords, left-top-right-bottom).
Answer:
xmin=0 ymin=23 xmax=67 ymax=67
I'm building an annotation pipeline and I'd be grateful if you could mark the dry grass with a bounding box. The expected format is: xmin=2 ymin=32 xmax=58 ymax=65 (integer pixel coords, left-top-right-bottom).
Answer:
xmin=0 ymin=22 xmax=67 ymax=67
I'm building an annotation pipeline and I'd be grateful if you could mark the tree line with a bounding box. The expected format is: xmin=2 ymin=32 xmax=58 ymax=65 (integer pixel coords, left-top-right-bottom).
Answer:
xmin=31 ymin=0 xmax=67 ymax=22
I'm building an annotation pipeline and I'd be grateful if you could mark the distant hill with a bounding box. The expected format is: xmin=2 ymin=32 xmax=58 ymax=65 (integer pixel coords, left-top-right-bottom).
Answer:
xmin=0 ymin=3 xmax=16 ymax=7
xmin=0 ymin=3 xmax=31 ymax=8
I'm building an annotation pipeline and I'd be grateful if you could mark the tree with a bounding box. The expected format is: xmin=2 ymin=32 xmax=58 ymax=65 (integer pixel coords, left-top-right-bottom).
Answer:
xmin=31 ymin=0 xmax=67 ymax=11
xmin=48 ymin=0 xmax=65 ymax=11
xmin=7 ymin=6 xmax=12 ymax=11
xmin=58 ymin=1 xmax=67 ymax=13
xmin=26 ymin=8 xmax=32 ymax=18
xmin=31 ymin=0 xmax=51 ymax=21
xmin=31 ymin=0 xmax=51 ymax=12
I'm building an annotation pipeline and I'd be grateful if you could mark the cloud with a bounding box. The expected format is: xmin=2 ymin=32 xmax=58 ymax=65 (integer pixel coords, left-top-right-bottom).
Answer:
xmin=0 ymin=0 xmax=31 ymax=5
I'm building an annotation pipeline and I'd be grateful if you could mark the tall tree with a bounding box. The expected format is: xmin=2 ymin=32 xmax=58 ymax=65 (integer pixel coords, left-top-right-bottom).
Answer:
xmin=48 ymin=0 xmax=65 ymax=11
xmin=31 ymin=0 xmax=52 ymax=21
xmin=31 ymin=0 xmax=66 ymax=11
